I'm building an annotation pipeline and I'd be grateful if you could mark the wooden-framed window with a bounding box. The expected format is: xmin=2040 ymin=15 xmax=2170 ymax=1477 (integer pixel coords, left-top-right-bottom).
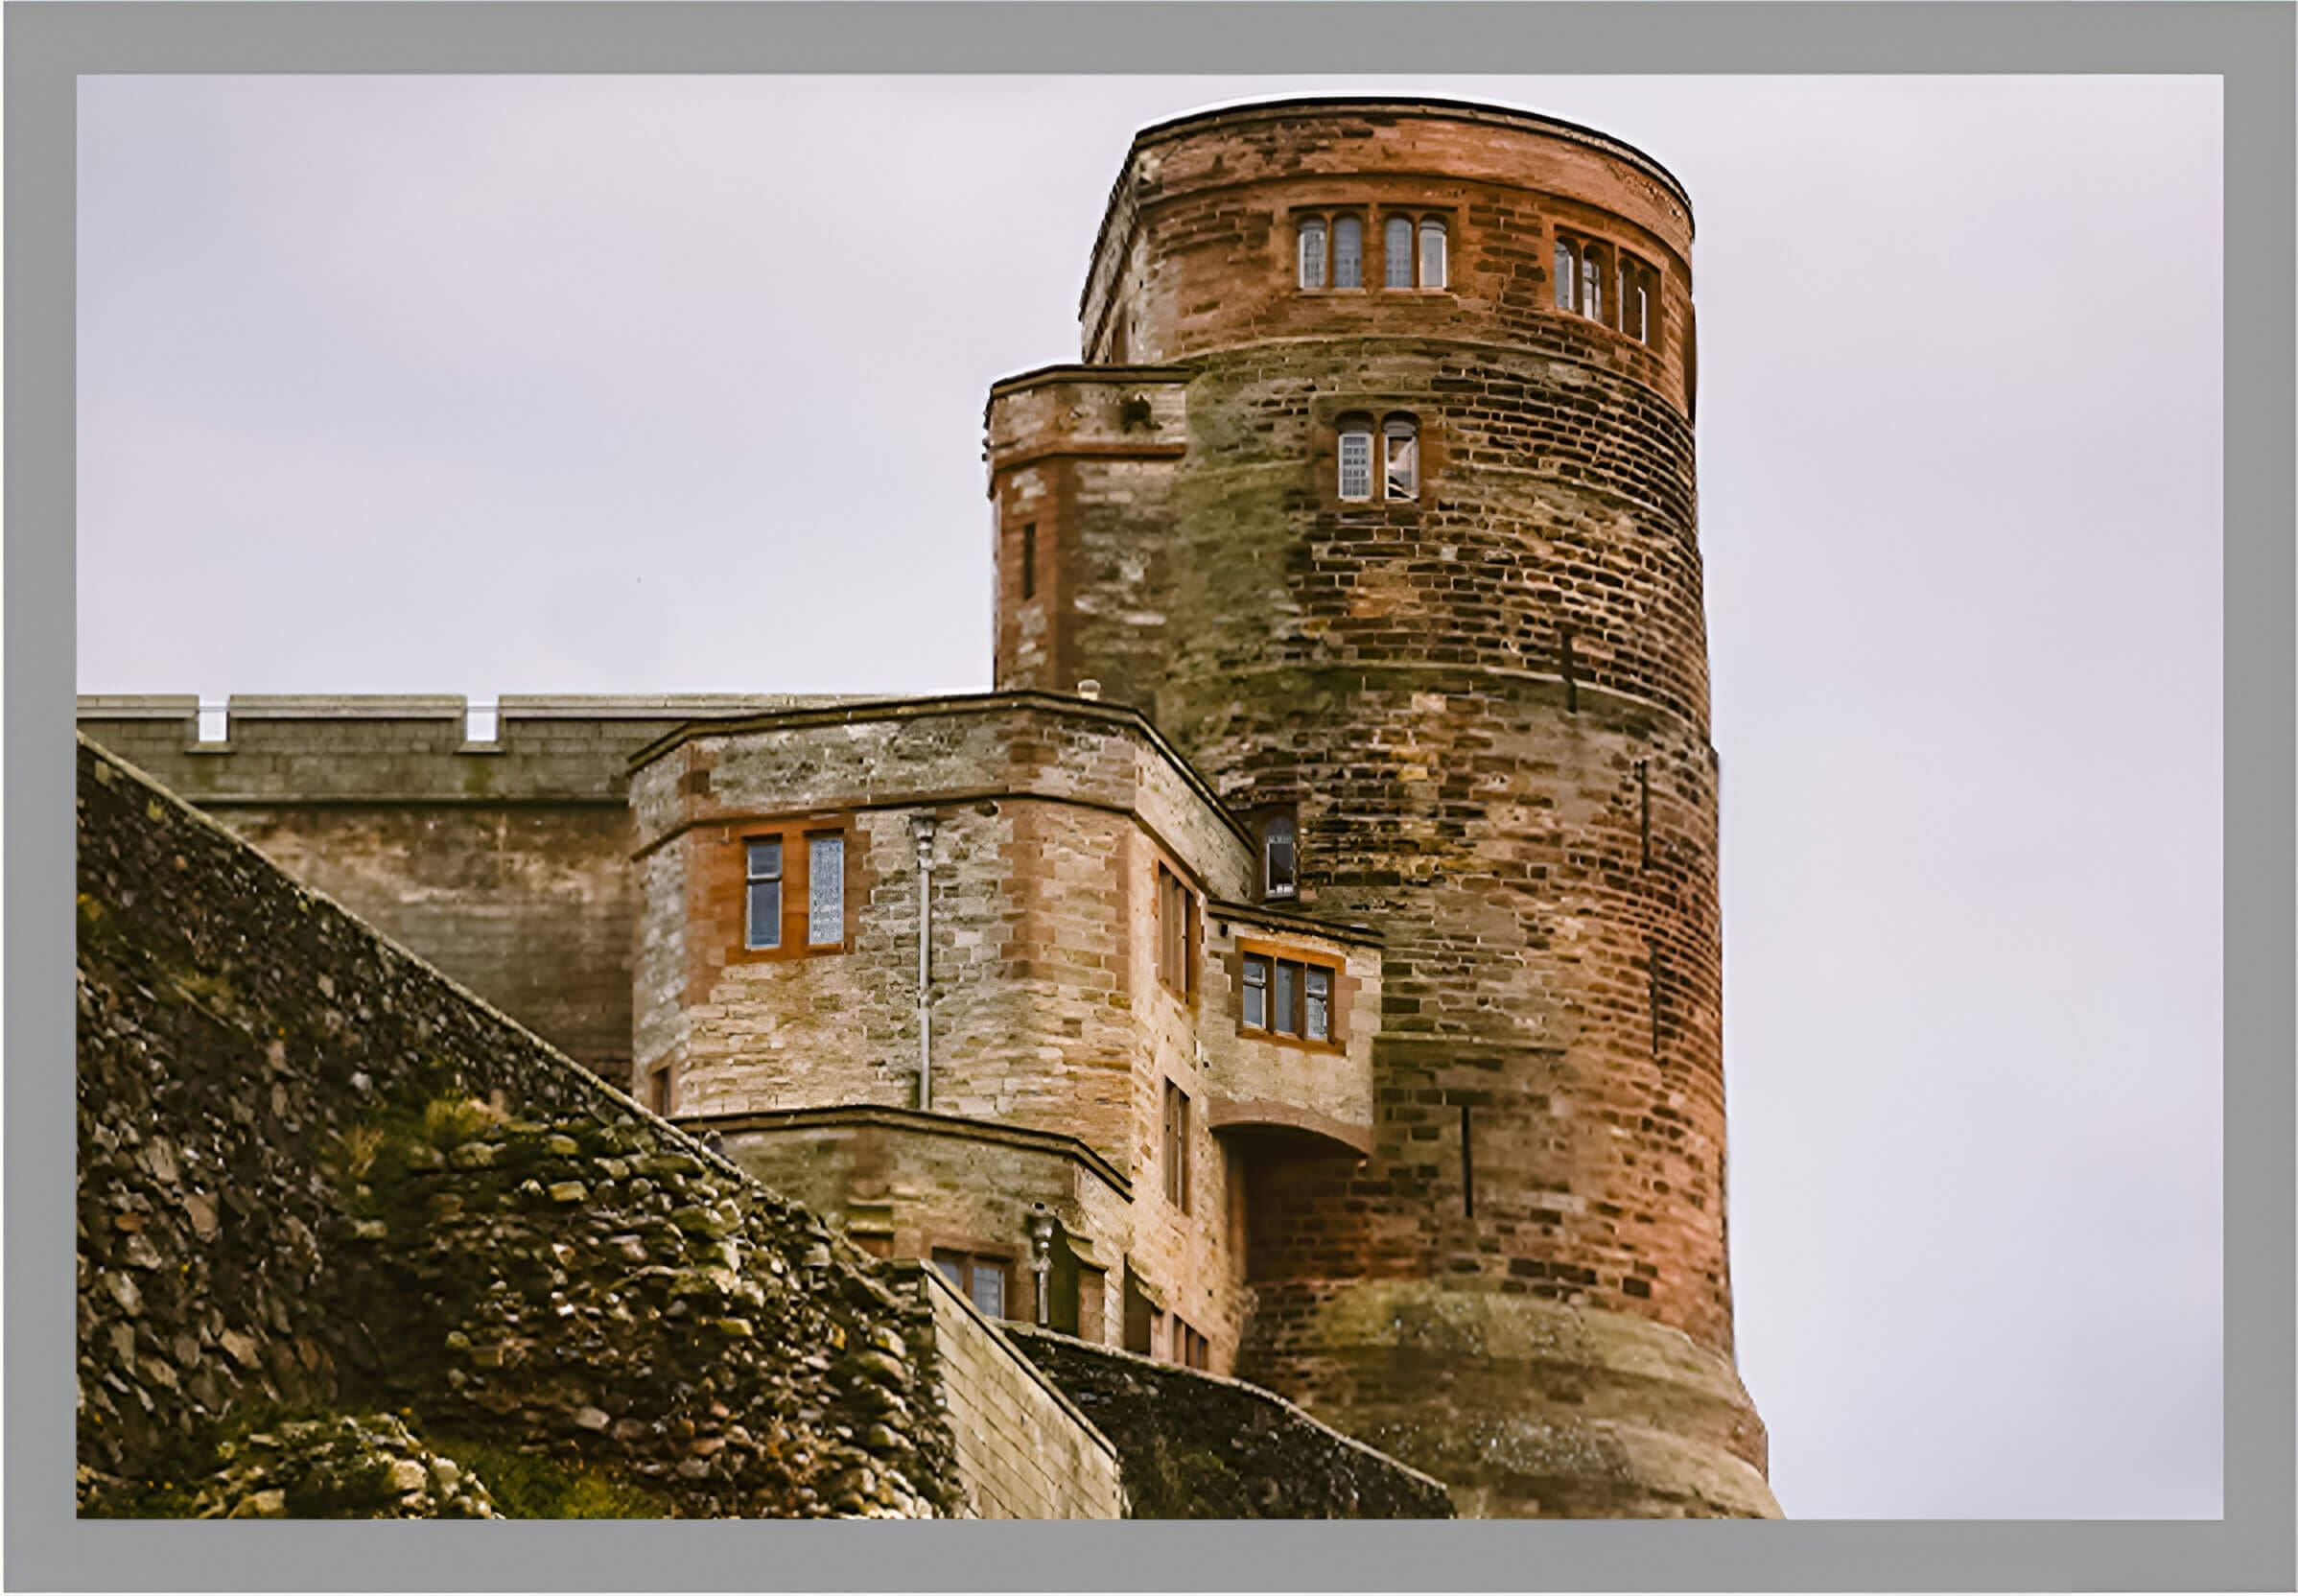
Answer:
xmin=1163 ymin=1080 xmax=1191 ymax=1212
xmin=932 ymin=1249 xmax=1011 ymax=1319
xmin=739 ymin=821 xmax=853 ymax=958
xmin=1156 ymin=861 xmax=1198 ymax=998
xmin=1171 ymin=1319 xmax=1210 ymax=1371
xmin=1240 ymin=950 xmax=1340 ymax=1044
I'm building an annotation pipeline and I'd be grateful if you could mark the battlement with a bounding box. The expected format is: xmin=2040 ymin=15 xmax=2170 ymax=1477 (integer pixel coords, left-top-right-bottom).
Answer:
xmin=74 ymin=693 xmax=873 ymax=806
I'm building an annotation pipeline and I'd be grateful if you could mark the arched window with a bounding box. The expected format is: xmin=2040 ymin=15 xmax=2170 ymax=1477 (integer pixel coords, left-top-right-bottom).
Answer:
xmin=1383 ymin=414 xmax=1419 ymax=501
xmin=1385 ymin=216 xmax=1415 ymax=288
xmin=1337 ymin=414 xmax=1374 ymax=501
xmin=1419 ymin=219 xmax=1448 ymax=290
xmin=1298 ymin=218 xmax=1327 ymax=290
xmin=1261 ymin=812 xmax=1298 ymax=900
xmin=1554 ymin=240 xmax=1576 ymax=310
xmin=1582 ymin=244 xmax=1604 ymax=324
xmin=1332 ymin=216 xmax=1363 ymax=289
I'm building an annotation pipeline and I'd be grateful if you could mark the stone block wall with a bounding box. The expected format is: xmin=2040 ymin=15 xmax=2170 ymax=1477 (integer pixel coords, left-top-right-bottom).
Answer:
xmin=909 ymin=1266 xmax=1124 ymax=1519
xmin=75 ymin=694 xmax=848 ymax=1079
xmin=75 ymin=735 xmax=1092 ymax=1518
xmin=628 ymin=694 xmax=1263 ymax=1371
xmin=1001 ymin=1326 xmax=1452 ymax=1519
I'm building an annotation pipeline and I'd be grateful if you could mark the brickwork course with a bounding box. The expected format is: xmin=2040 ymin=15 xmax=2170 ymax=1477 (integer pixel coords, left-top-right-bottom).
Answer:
xmin=78 ymin=95 xmax=1777 ymax=1518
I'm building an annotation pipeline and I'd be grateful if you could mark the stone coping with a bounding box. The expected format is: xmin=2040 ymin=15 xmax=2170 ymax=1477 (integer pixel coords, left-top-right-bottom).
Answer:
xmin=674 ymin=1102 xmax=1135 ymax=1201
xmin=894 ymin=1262 xmax=1122 ymax=1470
xmin=1000 ymin=1324 xmax=1454 ymax=1500
xmin=1120 ymin=93 xmax=1694 ymax=224
xmin=1206 ymin=897 xmax=1383 ymax=948
xmin=623 ymin=689 xmax=1257 ymax=857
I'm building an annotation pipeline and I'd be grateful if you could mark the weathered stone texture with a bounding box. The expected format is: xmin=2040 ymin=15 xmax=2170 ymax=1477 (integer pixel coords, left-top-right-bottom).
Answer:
xmin=1003 ymin=1326 xmax=1454 ymax=1519
xmin=995 ymin=98 xmax=1764 ymax=1514
xmin=913 ymin=1267 xmax=1124 ymax=1519
xmin=75 ymin=736 xmax=971 ymax=1516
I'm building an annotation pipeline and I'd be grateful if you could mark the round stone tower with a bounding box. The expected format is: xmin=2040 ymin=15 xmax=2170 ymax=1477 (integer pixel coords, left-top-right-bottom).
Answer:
xmin=989 ymin=97 xmax=1775 ymax=1517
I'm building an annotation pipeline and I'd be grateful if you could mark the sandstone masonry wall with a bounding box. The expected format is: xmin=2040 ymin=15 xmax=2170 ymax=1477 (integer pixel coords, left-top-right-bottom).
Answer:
xmin=75 ymin=695 xmax=847 ymax=1080
xmin=75 ymin=735 xmax=1067 ymax=1517
xmin=911 ymin=1267 xmax=1125 ymax=1518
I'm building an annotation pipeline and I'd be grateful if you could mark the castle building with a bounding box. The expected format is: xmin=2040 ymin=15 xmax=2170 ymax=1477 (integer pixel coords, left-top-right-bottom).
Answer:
xmin=80 ymin=97 xmax=1776 ymax=1518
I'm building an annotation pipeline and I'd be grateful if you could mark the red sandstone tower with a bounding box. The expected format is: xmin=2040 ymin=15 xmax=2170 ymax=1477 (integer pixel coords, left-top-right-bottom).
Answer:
xmin=988 ymin=98 xmax=1775 ymax=1516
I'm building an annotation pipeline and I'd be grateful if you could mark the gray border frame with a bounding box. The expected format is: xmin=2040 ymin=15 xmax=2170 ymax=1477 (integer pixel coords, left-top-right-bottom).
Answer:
xmin=9 ymin=4 xmax=2289 ymax=1589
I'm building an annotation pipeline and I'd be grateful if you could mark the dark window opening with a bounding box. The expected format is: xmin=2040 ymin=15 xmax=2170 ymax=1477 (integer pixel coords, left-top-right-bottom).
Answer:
xmin=932 ymin=1250 xmax=1011 ymax=1320
xmin=1020 ymin=523 xmax=1037 ymax=601
xmin=1261 ymin=811 xmax=1298 ymax=900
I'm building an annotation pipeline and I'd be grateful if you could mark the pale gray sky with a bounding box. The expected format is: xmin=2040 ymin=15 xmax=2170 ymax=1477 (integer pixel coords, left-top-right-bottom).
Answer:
xmin=77 ymin=74 xmax=2224 ymax=1519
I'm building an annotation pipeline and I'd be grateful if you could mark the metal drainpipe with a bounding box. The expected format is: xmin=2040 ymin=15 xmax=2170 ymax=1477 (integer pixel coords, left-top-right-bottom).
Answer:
xmin=914 ymin=813 xmax=936 ymax=1112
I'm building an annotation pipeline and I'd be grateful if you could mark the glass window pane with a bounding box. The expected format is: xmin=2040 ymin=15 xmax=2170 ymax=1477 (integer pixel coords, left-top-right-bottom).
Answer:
xmin=932 ymin=1251 xmax=965 ymax=1287
xmin=1299 ymin=221 xmax=1325 ymax=289
xmin=1555 ymin=241 xmax=1574 ymax=309
xmin=971 ymin=1263 xmax=1005 ymax=1318
xmin=1333 ymin=217 xmax=1362 ymax=288
xmin=1243 ymin=957 xmax=1267 ymax=1028
xmin=1273 ymin=961 xmax=1297 ymax=1034
xmin=1583 ymin=249 xmax=1603 ymax=321
xmin=809 ymin=834 xmax=844 ymax=945
xmin=1305 ymin=967 xmax=1331 ymax=1042
xmin=747 ymin=880 xmax=782 ymax=949
xmin=1338 ymin=431 xmax=1372 ymax=501
xmin=1385 ymin=425 xmax=1418 ymax=501
xmin=1636 ymin=284 xmax=1650 ymax=343
xmin=746 ymin=838 xmax=782 ymax=880
xmin=1385 ymin=216 xmax=1414 ymax=287
xmin=1420 ymin=220 xmax=1447 ymax=289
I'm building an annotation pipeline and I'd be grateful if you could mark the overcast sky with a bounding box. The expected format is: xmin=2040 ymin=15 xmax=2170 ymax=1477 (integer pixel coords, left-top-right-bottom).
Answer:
xmin=77 ymin=74 xmax=2223 ymax=1519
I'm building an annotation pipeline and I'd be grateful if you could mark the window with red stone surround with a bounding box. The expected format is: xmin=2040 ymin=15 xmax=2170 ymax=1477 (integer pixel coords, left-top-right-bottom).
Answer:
xmin=731 ymin=818 xmax=856 ymax=962
xmin=1238 ymin=940 xmax=1344 ymax=1050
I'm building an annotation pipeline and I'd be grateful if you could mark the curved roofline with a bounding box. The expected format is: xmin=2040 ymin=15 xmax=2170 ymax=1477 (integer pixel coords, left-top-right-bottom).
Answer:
xmin=1082 ymin=95 xmax=1694 ymax=320
xmin=1130 ymin=96 xmax=1692 ymax=219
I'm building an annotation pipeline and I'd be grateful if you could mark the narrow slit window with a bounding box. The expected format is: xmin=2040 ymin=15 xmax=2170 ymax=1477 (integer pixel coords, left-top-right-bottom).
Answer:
xmin=1338 ymin=425 xmax=1373 ymax=502
xmin=1635 ymin=284 xmax=1650 ymax=343
xmin=1242 ymin=955 xmax=1268 ymax=1028
xmin=648 ymin=1067 xmax=672 ymax=1117
xmin=1020 ymin=523 xmax=1037 ymax=600
xmin=745 ymin=839 xmax=784 ymax=950
xmin=1419 ymin=219 xmax=1447 ymax=290
xmin=1384 ymin=416 xmax=1419 ymax=501
xmin=1262 ymin=813 xmax=1298 ymax=900
xmin=1554 ymin=240 xmax=1576 ymax=310
xmin=1298 ymin=218 xmax=1327 ymax=289
xmin=1304 ymin=966 xmax=1331 ymax=1042
xmin=1332 ymin=216 xmax=1362 ymax=289
xmin=808 ymin=833 xmax=845 ymax=947
xmin=1385 ymin=216 xmax=1415 ymax=288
